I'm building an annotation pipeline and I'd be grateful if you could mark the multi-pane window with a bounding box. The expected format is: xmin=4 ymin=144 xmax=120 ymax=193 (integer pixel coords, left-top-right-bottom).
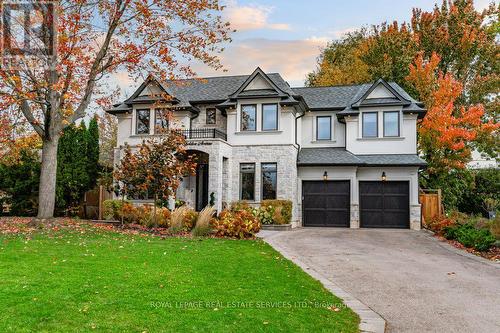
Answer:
xmin=261 ymin=163 xmax=277 ymax=200
xmin=206 ymin=108 xmax=216 ymax=125
xmin=316 ymin=116 xmax=331 ymax=140
xmin=362 ymin=112 xmax=378 ymax=138
xmin=383 ymin=111 xmax=399 ymax=137
xmin=262 ymin=104 xmax=278 ymax=131
xmin=136 ymin=109 xmax=150 ymax=134
xmin=241 ymin=105 xmax=256 ymax=131
xmin=240 ymin=163 xmax=255 ymax=200
xmin=155 ymin=109 xmax=169 ymax=134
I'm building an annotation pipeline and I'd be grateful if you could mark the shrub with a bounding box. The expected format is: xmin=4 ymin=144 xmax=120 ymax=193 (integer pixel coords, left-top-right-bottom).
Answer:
xmin=212 ymin=209 xmax=261 ymax=239
xmin=170 ymin=206 xmax=197 ymax=231
xmin=102 ymin=199 xmax=127 ymax=220
xmin=263 ymin=200 xmax=292 ymax=223
xmin=192 ymin=206 xmax=216 ymax=237
xmin=255 ymin=205 xmax=275 ymax=225
xmin=489 ymin=216 xmax=500 ymax=239
xmin=261 ymin=199 xmax=292 ymax=224
xmin=119 ymin=202 xmax=139 ymax=224
xmin=444 ymin=223 xmax=496 ymax=252
xmin=426 ymin=215 xmax=456 ymax=233
xmin=230 ymin=201 xmax=252 ymax=212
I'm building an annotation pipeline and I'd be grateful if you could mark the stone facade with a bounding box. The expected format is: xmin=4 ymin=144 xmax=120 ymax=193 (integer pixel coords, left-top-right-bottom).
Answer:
xmin=350 ymin=204 xmax=360 ymax=228
xmin=230 ymin=145 xmax=299 ymax=222
xmin=410 ymin=204 xmax=422 ymax=230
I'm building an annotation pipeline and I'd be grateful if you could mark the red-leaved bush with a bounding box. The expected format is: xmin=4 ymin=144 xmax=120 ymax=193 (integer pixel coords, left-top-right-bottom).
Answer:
xmin=211 ymin=209 xmax=261 ymax=239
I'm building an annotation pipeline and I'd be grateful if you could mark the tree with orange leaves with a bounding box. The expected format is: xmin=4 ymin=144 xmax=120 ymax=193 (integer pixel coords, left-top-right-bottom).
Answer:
xmin=0 ymin=1 xmax=232 ymax=221
xmin=407 ymin=52 xmax=499 ymax=177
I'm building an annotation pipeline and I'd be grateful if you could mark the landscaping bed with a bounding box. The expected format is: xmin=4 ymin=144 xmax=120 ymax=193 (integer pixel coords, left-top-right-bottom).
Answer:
xmin=0 ymin=217 xmax=359 ymax=332
xmin=425 ymin=212 xmax=500 ymax=262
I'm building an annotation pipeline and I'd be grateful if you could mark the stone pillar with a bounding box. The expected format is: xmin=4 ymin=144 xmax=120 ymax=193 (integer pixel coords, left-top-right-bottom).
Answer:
xmin=350 ymin=203 xmax=360 ymax=228
xmin=410 ymin=204 xmax=422 ymax=230
xmin=208 ymin=153 xmax=224 ymax=212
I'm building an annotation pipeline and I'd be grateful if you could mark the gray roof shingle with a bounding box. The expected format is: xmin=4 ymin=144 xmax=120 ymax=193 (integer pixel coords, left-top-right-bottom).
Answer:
xmin=297 ymin=148 xmax=363 ymax=165
xmin=298 ymin=148 xmax=427 ymax=166
xmin=356 ymin=154 xmax=427 ymax=166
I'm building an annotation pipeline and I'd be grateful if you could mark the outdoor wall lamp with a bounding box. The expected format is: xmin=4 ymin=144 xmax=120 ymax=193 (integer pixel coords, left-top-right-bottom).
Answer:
xmin=381 ymin=172 xmax=387 ymax=182
xmin=323 ymin=171 xmax=328 ymax=181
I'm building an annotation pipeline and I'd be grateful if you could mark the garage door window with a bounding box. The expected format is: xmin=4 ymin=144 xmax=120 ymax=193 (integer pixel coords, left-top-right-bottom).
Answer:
xmin=240 ymin=163 xmax=255 ymax=200
xmin=261 ymin=163 xmax=277 ymax=200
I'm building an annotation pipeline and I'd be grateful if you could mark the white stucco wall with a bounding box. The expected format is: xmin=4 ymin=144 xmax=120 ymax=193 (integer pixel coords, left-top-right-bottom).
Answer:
xmin=300 ymin=111 xmax=345 ymax=148
xmin=345 ymin=107 xmax=417 ymax=154
xmin=226 ymin=98 xmax=297 ymax=146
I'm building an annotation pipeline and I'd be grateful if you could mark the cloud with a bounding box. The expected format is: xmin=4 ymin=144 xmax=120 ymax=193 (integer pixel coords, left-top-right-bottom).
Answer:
xmin=224 ymin=0 xmax=291 ymax=31
xmin=192 ymin=37 xmax=329 ymax=86
xmin=474 ymin=0 xmax=495 ymax=11
xmin=326 ymin=27 xmax=359 ymax=40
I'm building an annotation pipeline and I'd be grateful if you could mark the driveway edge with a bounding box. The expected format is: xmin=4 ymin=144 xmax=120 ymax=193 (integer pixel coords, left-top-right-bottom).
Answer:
xmin=259 ymin=231 xmax=386 ymax=333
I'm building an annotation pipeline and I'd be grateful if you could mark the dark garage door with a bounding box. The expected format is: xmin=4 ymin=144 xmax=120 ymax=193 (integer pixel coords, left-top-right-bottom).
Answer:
xmin=359 ymin=181 xmax=409 ymax=228
xmin=302 ymin=181 xmax=350 ymax=227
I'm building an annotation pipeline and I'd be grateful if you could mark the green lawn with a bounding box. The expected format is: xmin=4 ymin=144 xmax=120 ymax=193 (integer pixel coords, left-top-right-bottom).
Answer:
xmin=0 ymin=224 xmax=359 ymax=332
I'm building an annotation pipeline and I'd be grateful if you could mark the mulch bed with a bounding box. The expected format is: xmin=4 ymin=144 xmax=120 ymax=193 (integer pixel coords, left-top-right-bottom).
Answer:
xmin=434 ymin=234 xmax=500 ymax=262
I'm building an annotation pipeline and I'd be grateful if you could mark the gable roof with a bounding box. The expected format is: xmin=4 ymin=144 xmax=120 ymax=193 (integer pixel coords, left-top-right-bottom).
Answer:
xmin=350 ymin=79 xmax=410 ymax=108
xmin=107 ymin=71 xmax=425 ymax=118
xmin=228 ymin=67 xmax=289 ymax=98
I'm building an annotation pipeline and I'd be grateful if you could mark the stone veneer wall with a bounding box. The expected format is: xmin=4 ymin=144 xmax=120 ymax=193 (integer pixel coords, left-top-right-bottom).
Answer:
xmin=190 ymin=104 xmax=227 ymax=132
xmin=230 ymin=145 xmax=299 ymax=223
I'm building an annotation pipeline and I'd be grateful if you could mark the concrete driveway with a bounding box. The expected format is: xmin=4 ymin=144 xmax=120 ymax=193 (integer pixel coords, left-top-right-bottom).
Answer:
xmin=261 ymin=228 xmax=500 ymax=333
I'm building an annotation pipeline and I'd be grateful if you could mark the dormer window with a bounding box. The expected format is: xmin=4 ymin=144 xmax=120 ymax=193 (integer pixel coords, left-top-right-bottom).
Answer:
xmin=241 ymin=104 xmax=256 ymax=131
xmin=262 ymin=104 xmax=278 ymax=131
xmin=316 ymin=116 xmax=331 ymax=140
xmin=362 ymin=112 xmax=378 ymax=138
xmin=136 ymin=109 xmax=150 ymax=134
xmin=383 ymin=111 xmax=400 ymax=137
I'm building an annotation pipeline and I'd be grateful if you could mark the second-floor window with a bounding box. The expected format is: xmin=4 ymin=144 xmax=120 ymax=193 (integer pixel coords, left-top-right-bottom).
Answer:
xmin=136 ymin=109 xmax=150 ymax=134
xmin=383 ymin=111 xmax=399 ymax=137
xmin=262 ymin=104 xmax=278 ymax=131
xmin=155 ymin=109 xmax=169 ymax=134
xmin=241 ymin=104 xmax=256 ymax=131
xmin=316 ymin=116 xmax=331 ymax=140
xmin=362 ymin=112 xmax=378 ymax=138
xmin=206 ymin=108 xmax=216 ymax=125
xmin=240 ymin=163 xmax=255 ymax=200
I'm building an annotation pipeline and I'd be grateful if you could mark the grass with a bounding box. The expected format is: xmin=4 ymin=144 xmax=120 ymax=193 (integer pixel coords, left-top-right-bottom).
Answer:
xmin=0 ymin=223 xmax=359 ymax=332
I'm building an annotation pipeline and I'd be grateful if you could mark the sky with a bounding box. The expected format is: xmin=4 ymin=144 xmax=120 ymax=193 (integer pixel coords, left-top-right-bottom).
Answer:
xmin=115 ymin=0 xmax=494 ymax=96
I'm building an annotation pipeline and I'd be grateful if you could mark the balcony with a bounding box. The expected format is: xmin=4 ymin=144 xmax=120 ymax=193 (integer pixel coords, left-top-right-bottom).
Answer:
xmin=181 ymin=128 xmax=227 ymax=141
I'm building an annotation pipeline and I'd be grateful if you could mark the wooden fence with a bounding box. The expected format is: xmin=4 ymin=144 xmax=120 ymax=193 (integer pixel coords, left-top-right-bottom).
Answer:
xmin=419 ymin=189 xmax=443 ymax=225
xmin=81 ymin=186 xmax=113 ymax=220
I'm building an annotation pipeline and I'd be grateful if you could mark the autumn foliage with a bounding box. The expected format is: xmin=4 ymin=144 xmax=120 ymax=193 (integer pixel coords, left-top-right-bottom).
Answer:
xmin=308 ymin=0 xmax=499 ymax=173
xmin=407 ymin=52 xmax=499 ymax=174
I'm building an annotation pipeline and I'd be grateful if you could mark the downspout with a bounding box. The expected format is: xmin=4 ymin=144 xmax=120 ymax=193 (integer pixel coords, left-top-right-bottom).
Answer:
xmin=295 ymin=111 xmax=306 ymax=162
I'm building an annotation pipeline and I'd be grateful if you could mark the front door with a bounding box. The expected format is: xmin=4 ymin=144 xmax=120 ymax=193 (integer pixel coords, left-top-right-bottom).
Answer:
xmin=195 ymin=163 xmax=209 ymax=211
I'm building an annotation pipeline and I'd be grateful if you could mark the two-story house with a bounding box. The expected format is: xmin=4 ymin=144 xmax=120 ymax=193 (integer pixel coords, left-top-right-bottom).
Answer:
xmin=107 ymin=67 xmax=426 ymax=229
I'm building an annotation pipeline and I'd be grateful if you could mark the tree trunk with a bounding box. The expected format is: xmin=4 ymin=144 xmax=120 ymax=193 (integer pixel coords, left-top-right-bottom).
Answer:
xmin=37 ymin=136 xmax=60 ymax=220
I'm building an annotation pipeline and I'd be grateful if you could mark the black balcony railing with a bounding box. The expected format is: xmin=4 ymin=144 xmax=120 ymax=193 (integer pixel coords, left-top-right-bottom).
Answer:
xmin=181 ymin=128 xmax=227 ymax=141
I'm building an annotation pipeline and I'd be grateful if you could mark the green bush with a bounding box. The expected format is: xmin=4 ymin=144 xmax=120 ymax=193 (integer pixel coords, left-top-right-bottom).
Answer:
xmin=261 ymin=200 xmax=292 ymax=224
xmin=255 ymin=205 xmax=275 ymax=225
xmin=102 ymin=199 xmax=127 ymax=220
xmin=444 ymin=223 xmax=496 ymax=252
